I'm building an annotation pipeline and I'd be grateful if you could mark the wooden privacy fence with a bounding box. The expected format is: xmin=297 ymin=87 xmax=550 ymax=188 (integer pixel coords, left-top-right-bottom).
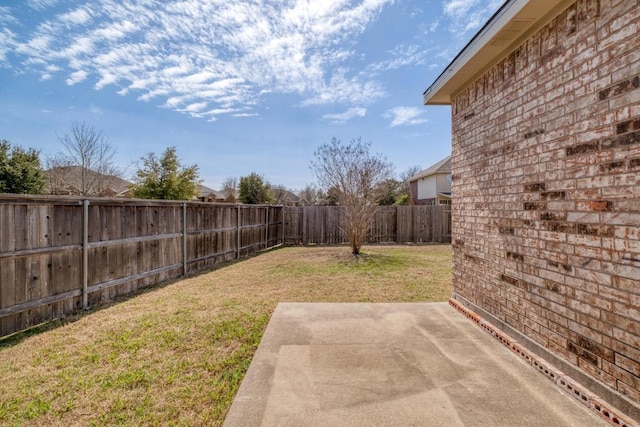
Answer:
xmin=0 ymin=198 xmax=450 ymax=338
xmin=0 ymin=195 xmax=283 ymax=337
xmin=283 ymin=205 xmax=452 ymax=245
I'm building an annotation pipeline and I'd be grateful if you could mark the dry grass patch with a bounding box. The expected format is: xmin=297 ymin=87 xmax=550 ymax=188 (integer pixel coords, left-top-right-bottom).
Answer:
xmin=0 ymin=244 xmax=451 ymax=426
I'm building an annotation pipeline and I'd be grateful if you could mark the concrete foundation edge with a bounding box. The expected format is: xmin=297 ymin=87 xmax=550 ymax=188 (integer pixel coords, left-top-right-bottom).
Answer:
xmin=449 ymin=294 xmax=640 ymax=427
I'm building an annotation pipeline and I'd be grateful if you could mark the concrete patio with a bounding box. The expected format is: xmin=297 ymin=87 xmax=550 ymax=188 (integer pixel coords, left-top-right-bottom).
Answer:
xmin=223 ymin=302 xmax=609 ymax=426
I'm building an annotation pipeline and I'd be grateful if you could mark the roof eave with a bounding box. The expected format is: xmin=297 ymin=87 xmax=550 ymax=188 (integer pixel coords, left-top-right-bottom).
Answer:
xmin=423 ymin=0 xmax=569 ymax=106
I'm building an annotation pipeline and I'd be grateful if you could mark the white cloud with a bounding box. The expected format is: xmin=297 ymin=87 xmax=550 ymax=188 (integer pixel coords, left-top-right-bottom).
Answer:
xmin=8 ymin=0 xmax=395 ymax=119
xmin=443 ymin=0 xmax=479 ymax=18
xmin=95 ymin=73 xmax=117 ymax=89
xmin=26 ymin=0 xmax=60 ymax=10
xmin=66 ymin=69 xmax=88 ymax=85
xmin=302 ymin=68 xmax=385 ymax=106
xmin=203 ymin=108 xmax=240 ymax=116
xmin=369 ymin=44 xmax=433 ymax=72
xmin=16 ymin=34 xmax=52 ymax=56
xmin=62 ymin=36 xmax=94 ymax=57
xmin=93 ymin=20 xmax=136 ymax=41
xmin=429 ymin=18 xmax=440 ymax=32
xmin=0 ymin=28 xmax=16 ymax=65
xmin=60 ymin=7 xmax=93 ymax=25
xmin=0 ymin=7 xmax=18 ymax=25
xmin=442 ymin=0 xmax=503 ymax=35
xmin=384 ymin=106 xmax=428 ymax=127
xmin=182 ymin=102 xmax=208 ymax=113
xmin=323 ymin=107 xmax=367 ymax=124
xmin=233 ymin=113 xmax=259 ymax=118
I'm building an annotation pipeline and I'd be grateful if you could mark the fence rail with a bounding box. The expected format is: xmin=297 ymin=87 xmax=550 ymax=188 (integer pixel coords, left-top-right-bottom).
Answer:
xmin=0 ymin=196 xmax=450 ymax=338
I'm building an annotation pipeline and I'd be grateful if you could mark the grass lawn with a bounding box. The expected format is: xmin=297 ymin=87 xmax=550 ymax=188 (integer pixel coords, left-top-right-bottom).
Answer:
xmin=0 ymin=244 xmax=452 ymax=426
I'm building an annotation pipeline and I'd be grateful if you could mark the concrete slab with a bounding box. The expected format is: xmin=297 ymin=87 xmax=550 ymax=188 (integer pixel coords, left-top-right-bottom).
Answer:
xmin=223 ymin=302 xmax=608 ymax=427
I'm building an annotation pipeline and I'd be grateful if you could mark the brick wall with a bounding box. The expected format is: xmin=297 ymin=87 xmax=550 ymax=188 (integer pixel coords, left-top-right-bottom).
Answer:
xmin=450 ymin=0 xmax=640 ymax=409
xmin=409 ymin=181 xmax=419 ymax=204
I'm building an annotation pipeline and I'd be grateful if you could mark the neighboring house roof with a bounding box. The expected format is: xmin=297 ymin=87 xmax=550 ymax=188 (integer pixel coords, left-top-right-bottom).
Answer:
xmin=423 ymin=0 xmax=565 ymax=105
xmin=44 ymin=166 xmax=131 ymax=196
xmin=409 ymin=156 xmax=452 ymax=182
xmin=198 ymin=184 xmax=227 ymax=201
xmin=198 ymin=184 xmax=215 ymax=197
xmin=272 ymin=188 xmax=300 ymax=205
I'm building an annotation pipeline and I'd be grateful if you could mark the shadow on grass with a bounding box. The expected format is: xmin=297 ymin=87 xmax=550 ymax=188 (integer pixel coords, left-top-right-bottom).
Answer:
xmin=0 ymin=247 xmax=282 ymax=349
xmin=1 ymin=243 xmax=448 ymax=347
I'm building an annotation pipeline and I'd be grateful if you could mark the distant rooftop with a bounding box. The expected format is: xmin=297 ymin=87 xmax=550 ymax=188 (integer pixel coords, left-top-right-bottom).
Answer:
xmin=409 ymin=156 xmax=451 ymax=182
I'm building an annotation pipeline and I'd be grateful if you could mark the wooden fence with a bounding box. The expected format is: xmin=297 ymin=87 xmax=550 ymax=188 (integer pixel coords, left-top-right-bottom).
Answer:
xmin=0 ymin=198 xmax=450 ymax=338
xmin=0 ymin=195 xmax=283 ymax=337
xmin=283 ymin=205 xmax=451 ymax=245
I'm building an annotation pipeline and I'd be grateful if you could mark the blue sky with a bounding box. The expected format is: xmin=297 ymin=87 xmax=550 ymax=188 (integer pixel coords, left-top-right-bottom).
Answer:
xmin=0 ymin=0 xmax=502 ymax=191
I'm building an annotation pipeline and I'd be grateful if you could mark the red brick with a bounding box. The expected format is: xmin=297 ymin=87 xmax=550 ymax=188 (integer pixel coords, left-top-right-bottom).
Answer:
xmin=615 ymin=353 xmax=640 ymax=377
xmin=580 ymin=358 xmax=619 ymax=390
xmin=617 ymin=380 xmax=640 ymax=402
xmin=612 ymin=274 xmax=640 ymax=292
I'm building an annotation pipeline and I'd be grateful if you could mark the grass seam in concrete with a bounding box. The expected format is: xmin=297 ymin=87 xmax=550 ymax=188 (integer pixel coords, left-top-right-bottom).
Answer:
xmin=448 ymin=298 xmax=638 ymax=427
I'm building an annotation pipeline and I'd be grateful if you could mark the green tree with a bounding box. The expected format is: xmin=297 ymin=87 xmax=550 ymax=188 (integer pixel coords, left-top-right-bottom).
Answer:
xmin=0 ymin=140 xmax=46 ymax=194
xmin=394 ymin=194 xmax=409 ymax=205
xmin=376 ymin=178 xmax=403 ymax=205
xmin=311 ymin=137 xmax=393 ymax=255
xmin=131 ymin=147 xmax=199 ymax=200
xmin=238 ymin=172 xmax=273 ymax=204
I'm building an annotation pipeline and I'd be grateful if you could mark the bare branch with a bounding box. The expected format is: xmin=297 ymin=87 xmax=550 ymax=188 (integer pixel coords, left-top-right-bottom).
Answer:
xmin=220 ymin=176 xmax=238 ymax=202
xmin=52 ymin=121 xmax=120 ymax=196
xmin=310 ymin=137 xmax=394 ymax=254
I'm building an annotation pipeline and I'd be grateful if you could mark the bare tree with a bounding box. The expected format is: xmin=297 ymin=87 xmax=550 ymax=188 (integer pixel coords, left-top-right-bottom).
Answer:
xmin=400 ymin=165 xmax=421 ymax=192
xmin=44 ymin=154 xmax=74 ymax=195
xmin=271 ymin=185 xmax=298 ymax=205
xmin=396 ymin=164 xmax=421 ymax=204
xmin=297 ymin=184 xmax=322 ymax=205
xmin=51 ymin=121 xmax=120 ymax=196
xmin=221 ymin=176 xmax=238 ymax=202
xmin=311 ymin=137 xmax=394 ymax=255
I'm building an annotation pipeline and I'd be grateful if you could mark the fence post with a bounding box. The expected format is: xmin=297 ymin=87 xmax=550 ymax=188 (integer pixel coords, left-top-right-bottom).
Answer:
xmin=236 ymin=205 xmax=241 ymax=259
xmin=265 ymin=206 xmax=269 ymax=249
xmin=82 ymin=199 xmax=89 ymax=309
xmin=182 ymin=203 xmax=187 ymax=276
xmin=392 ymin=206 xmax=397 ymax=243
xmin=302 ymin=206 xmax=306 ymax=245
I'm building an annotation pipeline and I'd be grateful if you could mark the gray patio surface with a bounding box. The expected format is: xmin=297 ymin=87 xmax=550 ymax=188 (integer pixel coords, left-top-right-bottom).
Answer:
xmin=223 ymin=302 xmax=608 ymax=426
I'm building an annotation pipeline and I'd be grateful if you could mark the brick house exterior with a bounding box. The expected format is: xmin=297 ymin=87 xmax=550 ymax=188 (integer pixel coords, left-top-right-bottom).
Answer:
xmin=424 ymin=0 xmax=640 ymax=419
